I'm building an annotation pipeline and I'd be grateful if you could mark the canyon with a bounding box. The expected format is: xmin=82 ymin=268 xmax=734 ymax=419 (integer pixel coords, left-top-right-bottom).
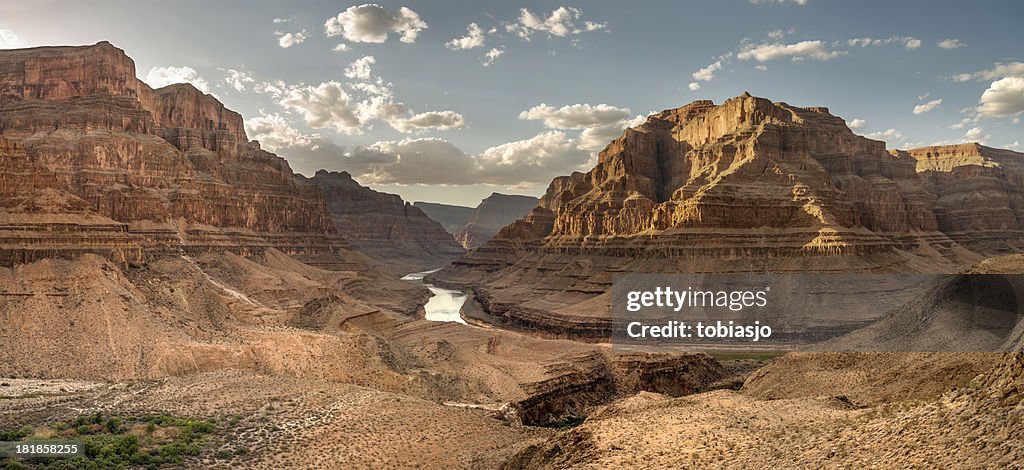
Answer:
xmin=0 ymin=42 xmax=734 ymax=468
xmin=416 ymin=193 xmax=539 ymax=249
xmin=1 ymin=42 xmax=1022 ymax=469
xmin=433 ymin=94 xmax=1024 ymax=343
xmin=305 ymin=170 xmax=465 ymax=272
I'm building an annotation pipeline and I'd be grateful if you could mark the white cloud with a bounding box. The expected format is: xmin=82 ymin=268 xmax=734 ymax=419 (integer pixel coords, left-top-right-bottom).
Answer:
xmin=846 ymin=36 xmax=920 ymax=50
xmin=518 ymin=103 xmax=645 ymax=153
xmin=865 ymin=128 xmax=904 ymax=142
xmin=276 ymin=30 xmax=307 ymax=48
xmin=948 ymin=117 xmax=974 ymax=129
xmin=0 ymin=29 xmax=18 ymax=48
xmin=223 ymin=69 xmax=254 ymax=92
xmin=964 ymin=126 xmax=990 ymax=143
xmin=344 ymin=55 xmax=376 ymax=79
xmin=333 ymin=44 xmax=350 ymax=52
xmin=261 ymin=73 xmax=465 ymax=135
xmin=506 ymin=6 xmax=606 ymax=40
xmin=519 ymin=103 xmax=631 ymax=129
xmin=273 ymin=17 xmax=292 ymax=24
xmin=913 ymin=98 xmax=942 ymax=114
xmin=977 ymin=77 xmax=1024 ymax=118
xmin=755 ymin=64 xmax=768 ymax=71
xmin=325 ymin=4 xmax=427 ymax=44
xmin=579 ymin=114 xmax=647 ymax=151
xmin=1008 ymin=141 xmax=1020 ymax=150
xmin=389 ymin=111 xmax=465 ymax=133
xmin=692 ymin=60 xmax=723 ymax=81
xmin=937 ymin=38 xmax=965 ymax=49
xmin=245 ymin=112 xmax=320 ymax=150
xmin=737 ymin=40 xmax=843 ymax=62
xmin=328 ymin=132 xmax=594 ymax=186
xmin=274 ymin=81 xmax=363 ymax=134
xmin=846 ymin=118 xmax=866 ymax=130
xmin=446 ymin=22 xmax=486 ymax=50
xmin=689 ymin=82 xmax=701 ymax=91
xmin=477 ymin=131 xmax=592 ymax=183
xmin=952 ymin=62 xmax=1024 ymax=82
xmin=482 ymin=47 xmax=504 ymax=66
xmin=144 ymin=66 xmax=209 ymax=93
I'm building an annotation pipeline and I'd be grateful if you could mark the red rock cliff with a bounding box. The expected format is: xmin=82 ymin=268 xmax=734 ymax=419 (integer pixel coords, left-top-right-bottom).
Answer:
xmin=0 ymin=41 xmax=339 ymax=266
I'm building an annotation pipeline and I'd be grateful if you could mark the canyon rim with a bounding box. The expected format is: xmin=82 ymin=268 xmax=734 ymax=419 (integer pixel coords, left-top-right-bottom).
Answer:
xmin=2 ymin=1 xmax=1024 ymax=469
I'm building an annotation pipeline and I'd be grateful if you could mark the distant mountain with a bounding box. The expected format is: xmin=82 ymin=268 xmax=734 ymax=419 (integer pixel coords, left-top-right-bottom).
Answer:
xmin=413 ymin=202 xmax=474 ymax=237
xmin=305 ymin=171 xmax=465 ymax=272
xmin=415 ymin=194 xmax=539 ymax=249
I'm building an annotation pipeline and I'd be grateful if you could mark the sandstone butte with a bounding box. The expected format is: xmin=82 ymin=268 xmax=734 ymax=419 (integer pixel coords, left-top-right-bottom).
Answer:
xmin=432 ymin=93 xmax=1024 ymax=339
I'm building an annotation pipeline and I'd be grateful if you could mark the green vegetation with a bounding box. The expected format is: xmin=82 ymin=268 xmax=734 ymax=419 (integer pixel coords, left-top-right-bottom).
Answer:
xmin=536 ymin=416 xmax=585 ymax=429
xmin=0 ymin=414 xmax=217 ymax=470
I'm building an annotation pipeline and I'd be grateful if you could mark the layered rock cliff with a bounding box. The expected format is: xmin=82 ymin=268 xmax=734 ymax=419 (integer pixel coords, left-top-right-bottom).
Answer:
xmin=414 ymin=202 xmax=474 ymax=239
xmin=414 ymin=194 xmax=539 ymax=249
xmin=456 ymin=193 xmax=539 ymax=249
xmin=433 ymin=94 xmax=1024 ymax=339
xmin=900 ymin=143 xmax=1024 ymax=253
xmin=0 ymin=41 xmax=340 ymax=266
xmin=305 ymin=170 xmax=464 ymax=271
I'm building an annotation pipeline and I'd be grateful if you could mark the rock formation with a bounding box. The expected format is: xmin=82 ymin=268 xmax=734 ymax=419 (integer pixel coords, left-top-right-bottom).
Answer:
xmin=0 ymin=41 xmax=340 ymax=267
xmin=414 ymin=202 xmax=473 ymax=237
xmin=456 ymin=193 xmax=539 ymax=249
xmin=415 ymin=194 xmax=539 ymax=249
xmin=900 ymin=143 xmax=1024 ymax=254
xmin=433 ymin=93 xmax=1024 ymax=340
xmin=305 ymin=170 xmax=464 ymax=271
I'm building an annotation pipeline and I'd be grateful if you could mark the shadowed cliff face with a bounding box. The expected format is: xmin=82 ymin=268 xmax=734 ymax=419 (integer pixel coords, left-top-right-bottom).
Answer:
xmin=456 ymin=193 xmax=539 ymax=249
xmin=414 ymin=195 xmax=539 ymax=250
xmin=305 ymin=170 xmax=465 ymax=271
xmin=432 ymin=93 xmax=1024 ymax=339
xmin=0 ymin=41 xmax=340 ymax=266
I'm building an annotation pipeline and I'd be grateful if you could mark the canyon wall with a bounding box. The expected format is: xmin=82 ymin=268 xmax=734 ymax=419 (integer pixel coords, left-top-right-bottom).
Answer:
xmin=415 ymin=194 xmax=539 ymax=249
xmin=0 ymin=41 xmax=341 ymax=266
xmin=456 ymin=193 xmax=539 ymax=249
xmin=434 ymin=93 xmax=1024 ymax=339
xmin=414 ymin=202 xmax=474 ymax=239
xmin=305 ymin=170 xmax=464 ymax=271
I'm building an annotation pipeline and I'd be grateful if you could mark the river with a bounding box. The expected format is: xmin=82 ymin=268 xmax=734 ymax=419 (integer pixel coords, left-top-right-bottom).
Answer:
xmin=401 ymin=268 xmax=468 ymax=324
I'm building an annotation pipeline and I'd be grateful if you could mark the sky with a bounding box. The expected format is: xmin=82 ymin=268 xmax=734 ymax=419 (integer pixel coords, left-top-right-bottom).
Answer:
xmin=1 ymin=0 xmax=1022 ymax=206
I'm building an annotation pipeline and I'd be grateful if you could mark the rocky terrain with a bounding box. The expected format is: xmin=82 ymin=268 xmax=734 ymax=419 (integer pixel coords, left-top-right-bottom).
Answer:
xmin=0 ymin=42 xmax=345 ymax=267
xmin=414 ymin=202 xmax=474 ymax=238
xmin=455 ymin=193 xmax=539 ymax=249
xmin=415 ymin=193 xmax=539 ymax=249
xmin=433 ymin=93 xmax=1024 ymax=341
xmin=305 ymin=170 xmax=464 ymax=272
xmin=2 ymin=42 xmax=1023 ymax=469
xmin=505 ymin=353 xmax=1023 ymax=469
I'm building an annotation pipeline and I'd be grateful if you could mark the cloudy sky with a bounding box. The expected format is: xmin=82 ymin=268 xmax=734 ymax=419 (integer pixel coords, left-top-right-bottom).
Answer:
xmin=1 ymin=0 xmax=1022 ymax=206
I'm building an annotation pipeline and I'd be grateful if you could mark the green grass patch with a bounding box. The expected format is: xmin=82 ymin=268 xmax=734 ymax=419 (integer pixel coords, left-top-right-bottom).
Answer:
xmin=0 ymin=413 xmax=217 ymax=469
xmin=536 ymin=416 xmax=585 ymax=429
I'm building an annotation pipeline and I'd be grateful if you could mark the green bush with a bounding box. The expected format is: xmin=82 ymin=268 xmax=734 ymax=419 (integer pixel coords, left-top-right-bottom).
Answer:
xmin=0 ymin=427 xmax=31 ymax=441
